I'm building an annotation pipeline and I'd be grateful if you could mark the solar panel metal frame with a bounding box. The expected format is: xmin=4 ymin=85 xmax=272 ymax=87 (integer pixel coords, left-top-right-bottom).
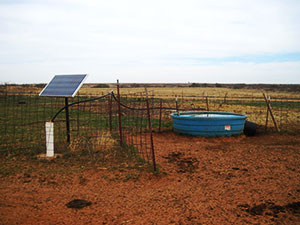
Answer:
xmin=39 ymin=74 xmax=87 ymax=97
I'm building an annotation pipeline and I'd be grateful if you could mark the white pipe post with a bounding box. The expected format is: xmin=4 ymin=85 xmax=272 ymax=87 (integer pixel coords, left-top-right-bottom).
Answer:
xmin=45 ymin=122 xmax=54 ymax=157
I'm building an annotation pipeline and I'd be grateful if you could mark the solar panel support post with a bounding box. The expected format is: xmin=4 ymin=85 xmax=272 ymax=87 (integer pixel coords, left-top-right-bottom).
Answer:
xmin=65 ymin=97 xmax=71 ymax=144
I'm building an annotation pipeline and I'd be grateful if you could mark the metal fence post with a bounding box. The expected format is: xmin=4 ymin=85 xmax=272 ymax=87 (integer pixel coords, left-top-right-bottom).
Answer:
xmin=175 ymin=98 xmax=179 ymax=115
xmin=159 ymin=99 xmax=162 ymax=132
xmin=145 ymin=88 xmax=157 ymax=171
xmin=117 ymin=80 xmax=123 ymax=146
xmin=108 ymin=94 xmax=112 ymax=133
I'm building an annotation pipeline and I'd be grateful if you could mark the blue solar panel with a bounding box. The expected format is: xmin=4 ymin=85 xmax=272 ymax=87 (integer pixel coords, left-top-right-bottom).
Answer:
xmin=39 ymin=74 xmax=87 ymax=97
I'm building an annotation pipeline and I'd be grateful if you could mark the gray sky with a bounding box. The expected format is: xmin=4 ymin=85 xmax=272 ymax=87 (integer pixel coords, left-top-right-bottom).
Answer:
xmin=1 ymin=0 xmax=300 ymax=84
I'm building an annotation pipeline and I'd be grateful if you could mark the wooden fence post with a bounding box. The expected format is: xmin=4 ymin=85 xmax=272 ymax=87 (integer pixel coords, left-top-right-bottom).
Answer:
xmin=265 ymin=95 xmax=270 ymax=131
xmin=223 ymin=92 xmax=228 ymax=104
xmin=205 ymin=92 xmax=209 ymax=111
xmin=263 ymin=93 xmax=280 ymax=132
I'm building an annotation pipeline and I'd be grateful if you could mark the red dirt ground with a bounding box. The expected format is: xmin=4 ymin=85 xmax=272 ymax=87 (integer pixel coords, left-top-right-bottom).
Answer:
xmin=1 ymin=132 xmax=300 ymax=224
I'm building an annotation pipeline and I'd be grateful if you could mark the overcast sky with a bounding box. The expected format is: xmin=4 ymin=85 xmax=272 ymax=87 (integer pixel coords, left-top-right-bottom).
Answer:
xmin=1 ymin=0 xmax=300 ymax=84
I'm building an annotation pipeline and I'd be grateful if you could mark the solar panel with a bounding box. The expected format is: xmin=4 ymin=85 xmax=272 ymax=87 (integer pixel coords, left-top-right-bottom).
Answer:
xmin=39 ymin=74 xmax=87 ymax=97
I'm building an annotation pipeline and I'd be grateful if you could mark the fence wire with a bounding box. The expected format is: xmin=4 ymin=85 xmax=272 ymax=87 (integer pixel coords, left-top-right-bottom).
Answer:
xmin=1 ymin=86 xmax=300 ymax=168
xmin=0 ymin=87 xmax=161 ymax=170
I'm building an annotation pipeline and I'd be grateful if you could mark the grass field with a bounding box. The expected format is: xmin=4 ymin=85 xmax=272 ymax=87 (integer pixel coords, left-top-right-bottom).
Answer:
xmin=1 ymin=83 xmax=300 ymax=155
xmin=1 ymin=83 xmax=300 ymax=125
xmin=81 ymin=86 xmax=300 ymax=99
xmin=4 ymin=83 xmax=300 ymax=98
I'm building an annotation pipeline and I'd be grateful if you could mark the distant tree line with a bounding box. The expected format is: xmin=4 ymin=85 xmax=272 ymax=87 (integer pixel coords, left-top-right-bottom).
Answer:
xmin=189 ymin=83 xmax=300 ymax=92
xmin=0 ymin=83 xmax=46 ymax=88
xmin=92 ymin=83 xmax=110 ymax=88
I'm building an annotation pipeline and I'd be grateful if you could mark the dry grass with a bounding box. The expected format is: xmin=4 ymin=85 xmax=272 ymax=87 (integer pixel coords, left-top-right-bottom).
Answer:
xmin=4 ymin=84 xmax=300 ymax=99
xmin=69 ymin=131 xmax=116 ymax=153
xmin=79 ymin=86 xmax=300 ymax=99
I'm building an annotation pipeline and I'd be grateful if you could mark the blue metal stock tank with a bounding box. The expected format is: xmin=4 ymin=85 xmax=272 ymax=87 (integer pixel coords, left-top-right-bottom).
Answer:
xmin=171 ymin=111 xmax=247 ymax=137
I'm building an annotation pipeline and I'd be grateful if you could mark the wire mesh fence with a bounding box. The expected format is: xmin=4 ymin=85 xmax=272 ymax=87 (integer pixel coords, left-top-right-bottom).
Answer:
xmin=1 ymin=85 xmax=300 ymax=169
xmin=0 ymin=86 xmax=161 ymax=170
xmin=160 ymin=93 xmax=300 ymax=133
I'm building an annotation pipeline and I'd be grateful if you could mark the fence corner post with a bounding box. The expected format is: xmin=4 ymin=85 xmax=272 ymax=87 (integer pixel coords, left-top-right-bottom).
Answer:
xmin=45 ymin=122 xmax=54 ymax=157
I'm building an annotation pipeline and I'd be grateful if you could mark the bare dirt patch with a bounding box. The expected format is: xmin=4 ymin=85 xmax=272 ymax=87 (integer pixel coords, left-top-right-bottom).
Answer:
xmin=1 ymin=132 xmax=300 ymax=224
xmin=163 ymin=152 xmax=199 ymax=173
